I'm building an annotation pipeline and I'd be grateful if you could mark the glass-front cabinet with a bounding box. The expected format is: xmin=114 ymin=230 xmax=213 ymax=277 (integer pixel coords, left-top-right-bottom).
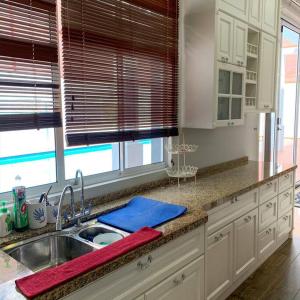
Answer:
xmin=216 ymin=63 xmax=245 ymax=126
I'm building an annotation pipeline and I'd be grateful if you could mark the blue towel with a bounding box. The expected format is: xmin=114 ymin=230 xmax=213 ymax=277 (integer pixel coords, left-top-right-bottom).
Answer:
xmin=98 ymin=196 xmax=187 ymax=233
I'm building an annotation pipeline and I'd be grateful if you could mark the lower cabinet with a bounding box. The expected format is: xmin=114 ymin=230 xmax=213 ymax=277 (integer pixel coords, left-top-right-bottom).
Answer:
xmin=258 ymin=222 xmax=277 ymax=262
xmin=233 ymin=209 xmax=258 ymax=280
xmin=277 ymin=210 xmax=293 ymax=245
xmin=145 ymin=256 xmax=204 ymax=300
xmin=206 ymin=224 xmax=233 ymax=300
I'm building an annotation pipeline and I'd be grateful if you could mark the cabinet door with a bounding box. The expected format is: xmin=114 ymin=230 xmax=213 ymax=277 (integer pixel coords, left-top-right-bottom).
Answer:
xmin=233 ymin=20 xmax=248 ymax=67
xmin=258 ymin=223 xmax=277 ymax=262
xmin=259 ymin=197 xmax=277 ymax=232
xmin=233 ymin=209 xmax=258 ymax=281
xmin=145 ymin=256 xmax=204 ymax=300
xmin=206 ymin=224 xmax=233 ymax=300
xmin=248 ymin=0 xmax=262 ymax=28
xmin=258 ymin=33 xmax=276 ymax=111
xmin=262 ymin=0 xmax=279 ymax=36
xmin=217 ymin=12 xmax=234 ymax=64
xmin=217 ymin=0 xmax=248 ymax=22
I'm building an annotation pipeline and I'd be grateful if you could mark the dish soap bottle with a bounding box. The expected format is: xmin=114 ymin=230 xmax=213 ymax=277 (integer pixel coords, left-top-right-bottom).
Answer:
xmin=13 ymin=175 xmax=28 ymax=231
xmin=0 ymin=201 xmax=12 ymax=237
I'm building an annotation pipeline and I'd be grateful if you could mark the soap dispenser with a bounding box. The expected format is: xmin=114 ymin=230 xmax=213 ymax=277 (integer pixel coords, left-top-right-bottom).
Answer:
xmin=0 ymin=200 xmax=12 ymax=237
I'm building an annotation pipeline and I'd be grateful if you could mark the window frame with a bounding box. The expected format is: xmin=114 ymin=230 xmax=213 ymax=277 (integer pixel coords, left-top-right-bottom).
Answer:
xmin=0 ymin=127 xmax=169 ymax=202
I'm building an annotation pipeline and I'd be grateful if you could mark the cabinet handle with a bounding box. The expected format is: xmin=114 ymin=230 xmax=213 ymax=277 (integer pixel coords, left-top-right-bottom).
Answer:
xmin=264 ymin=105 xmax=270 ymax=108
xmin=266 ymin=202 xmax=273 ymax=208
xmin=248 ymin=216 xmax=252 ymax=221
xmin=137 ymin=255 xmax=152 ymax=270
xmin=225 ymin=57 xmax=228 ymax=62
xmin=284 ymin=192 xmax=290 ymax=197
xmin=266 ymin=228 xmax=272 ymax=235
xmin=173 ymin=274 xmax=186 ymax=286
xmin=219 ymin=233 xmax=223 ymax=239
xmin=241 ymin=61 xmax=244 ymax=66
xmin=244 ymin=216 xmax=252 ymax=222
xmin=231 ymin=198 xmax=235 ymax=204
xmin=231 ymin=122 xmax=235 ymax=126
xmin=283 ymin=216 xmax=289 ymax=221
xmin=285 ymin=174 xmax=290 ymax=179
xmin=214 ymin=236 xmax=220 ymax=242
xmin=267 ymin=182 xmax=273 ymax=187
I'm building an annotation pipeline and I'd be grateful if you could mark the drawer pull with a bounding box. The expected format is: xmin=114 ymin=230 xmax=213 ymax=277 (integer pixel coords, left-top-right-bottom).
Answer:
xmin=284 ymin=192 xmax=290 ymax=197
xmin=285 ymin=174 xmax=290 ymax=179
xmin=267 ymin=182 xmax=273 ymax=187
xmin=244 ymin=216 xmax=252 ymax=223
xmin=173 ymin=274 xmax=186 ymax=286
xmin=266 ymin=228 xmax=272 ymax=235
xmin=283 ymin=216 xmax=289 ymax=221
xmin=137 ymin=255 xmax=152 ymax=270
xmin=266 ymin=202 xmax=273 ymax=208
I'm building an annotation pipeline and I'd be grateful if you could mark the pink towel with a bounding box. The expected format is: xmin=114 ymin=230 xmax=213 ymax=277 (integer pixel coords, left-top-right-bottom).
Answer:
xmin=16 ymin=227 xmax=162 ymax=298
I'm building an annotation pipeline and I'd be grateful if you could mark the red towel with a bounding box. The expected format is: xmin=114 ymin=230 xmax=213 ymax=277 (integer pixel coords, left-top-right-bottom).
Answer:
xmin=16 ymin=227 xmax=162 ymax=299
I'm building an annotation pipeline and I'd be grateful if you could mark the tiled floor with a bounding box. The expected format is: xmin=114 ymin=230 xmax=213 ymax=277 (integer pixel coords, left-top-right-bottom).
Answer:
xmin=227 ymin=207 xmax=300 ymax=300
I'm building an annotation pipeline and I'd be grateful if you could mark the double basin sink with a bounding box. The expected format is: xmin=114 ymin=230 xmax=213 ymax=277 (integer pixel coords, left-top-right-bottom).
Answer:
xmin=2 ymin=221 xmax=129 ymax=273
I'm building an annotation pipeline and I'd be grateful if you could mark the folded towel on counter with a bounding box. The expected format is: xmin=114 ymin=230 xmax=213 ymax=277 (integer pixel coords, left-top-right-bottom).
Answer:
xmin=98 ymin=196 xmax=187 ymax=233
xmin=15 ymin=227 xmax=162 ymax=299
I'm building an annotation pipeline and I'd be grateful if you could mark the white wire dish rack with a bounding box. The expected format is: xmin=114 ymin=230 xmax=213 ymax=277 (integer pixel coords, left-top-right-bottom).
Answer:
xmin=165 ymin=143 xmax=199 ymax=187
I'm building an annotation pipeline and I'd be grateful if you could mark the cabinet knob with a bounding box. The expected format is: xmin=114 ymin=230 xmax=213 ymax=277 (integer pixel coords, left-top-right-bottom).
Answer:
xmin=284 ymin=192 xmax=290 ymax=197
xmin=285 ymin=174 xmax=290 ymax=178
xmin=266 ymin=202 xmax=273 ymax=208
xmin=137 ymin=255 xmax=152 ymax=270
xmin=267 ymin=182 xmax=273 ymax=187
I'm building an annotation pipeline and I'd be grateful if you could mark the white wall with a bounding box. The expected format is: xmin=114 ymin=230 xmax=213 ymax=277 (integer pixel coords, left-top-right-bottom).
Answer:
xmin=173 ymin=113 xmax=259 ymax=169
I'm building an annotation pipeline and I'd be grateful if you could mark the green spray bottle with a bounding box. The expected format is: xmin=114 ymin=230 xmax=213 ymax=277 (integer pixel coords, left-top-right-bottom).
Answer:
xmin=13 ymin=175 xmax=28 ymax=231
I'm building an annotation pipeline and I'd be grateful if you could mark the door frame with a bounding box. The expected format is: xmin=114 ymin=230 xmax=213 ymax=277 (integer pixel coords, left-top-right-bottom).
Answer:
xmin=274 ymin=19 xmax=300 ymax=177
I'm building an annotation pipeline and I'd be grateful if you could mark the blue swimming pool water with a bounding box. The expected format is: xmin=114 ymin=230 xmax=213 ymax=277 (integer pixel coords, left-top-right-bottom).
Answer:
xmin=0 ymin=140 xmax=151 ymax=166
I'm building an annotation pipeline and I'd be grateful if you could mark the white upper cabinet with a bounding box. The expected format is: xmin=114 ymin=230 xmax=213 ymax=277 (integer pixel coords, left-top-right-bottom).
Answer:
xmin=248 ymin=0 xmax=262 ymax=28
xmin=258 ymin=33 xmax=277 ymax=111
xmin=217 ymin=13 xmax=248 ymax=67
xmin=233 ymin=20 xmax=248 ymax=67
xmin=217 ymin=0 xmax=248 ymax=22
xmin=262 ymin=0 xmax=279 ymax=36
xmin=217 ymin=12 xmax=234 ymax=64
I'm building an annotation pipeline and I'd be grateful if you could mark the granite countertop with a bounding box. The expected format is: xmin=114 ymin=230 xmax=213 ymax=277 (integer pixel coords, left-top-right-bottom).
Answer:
xmin=0 ymin=159 xmax=296 ymax=299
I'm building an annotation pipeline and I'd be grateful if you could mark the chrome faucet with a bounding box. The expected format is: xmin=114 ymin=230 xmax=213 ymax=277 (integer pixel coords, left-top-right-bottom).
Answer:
xmin=75 ymin=169 xmax=85 ymax=216
xmin=56 ymin=185 xmax=75 ymax=231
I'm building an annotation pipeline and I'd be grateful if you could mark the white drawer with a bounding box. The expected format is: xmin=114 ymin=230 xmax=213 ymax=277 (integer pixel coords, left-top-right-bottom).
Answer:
xmin=64 ymin=226 xmax=205 ymax=300
xmin=259 ymin=179 xmax=278 ymax=204
xmin=277 ymin=210 xmax=293 ymax=245
xmin=258 ymin=197 xmax=277 ymax=232
xmin=279 ymin=171 xmax=294 ymax=194
xmin=258 ymin=222 xmax=277 ymax=262
xmin=207 ymin=189 xmax=258 ymax=235
xmin=278 ymin=188 xmax=293 ymax=218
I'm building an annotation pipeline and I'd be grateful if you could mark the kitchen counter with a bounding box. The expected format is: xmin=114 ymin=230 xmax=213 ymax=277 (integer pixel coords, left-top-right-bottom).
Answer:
xmin=0 ymin=158 xmax=296 ymax=299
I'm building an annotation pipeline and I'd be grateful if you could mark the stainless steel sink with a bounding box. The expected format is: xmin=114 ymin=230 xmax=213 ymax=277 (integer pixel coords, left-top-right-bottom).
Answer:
xmin=77 ymin=224 xmax=128 ymax=244
xmin=3 ymin=234 xmax=95 ymax=272
xmin=2 ymin=220 xmax=129 ymax=272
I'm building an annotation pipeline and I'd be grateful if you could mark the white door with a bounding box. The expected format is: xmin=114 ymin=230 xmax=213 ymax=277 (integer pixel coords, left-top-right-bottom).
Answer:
xmin=206 ymin=224 xmax=233 ymax=300
xmin=248 ymin=0 xmax=262 ymax=29
xmin=233 ymin=20 xmax=248 ymax=67
xmin=217 ymin=0 xmax=248 ymax=22
xmin=145 ymin=256 xmax=204 ymax=300
xmin=258 ymin=33 xmax=276 ymax=111
xmin=233 ymin=209 xmax=258 ymax=281
xmin=262 ymin=0 xmax=279 ymax=36
xmin=217 ymin=12 xmax=234 ymax=64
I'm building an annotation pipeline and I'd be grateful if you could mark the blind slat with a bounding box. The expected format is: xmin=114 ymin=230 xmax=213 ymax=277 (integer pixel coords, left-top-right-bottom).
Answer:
xmin=0 ymin=0 xmax=61 ymax=132
xmin=60 ymin=0 xmax=178 ymax=146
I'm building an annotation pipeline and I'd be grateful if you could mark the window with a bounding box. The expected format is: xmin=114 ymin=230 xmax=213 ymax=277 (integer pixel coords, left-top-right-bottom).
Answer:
xmin=0 ymin=0 xmax=172 ymax=198
xmin=125 ymin=138 xmax=164 ymax=169
xmin=0 ymin=129 xmax=56 ymax=193
xmin=64 ymin=143 xmax=120 ymax=180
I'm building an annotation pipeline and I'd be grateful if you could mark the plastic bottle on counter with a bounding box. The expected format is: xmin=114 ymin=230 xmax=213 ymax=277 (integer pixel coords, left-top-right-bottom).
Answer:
xmin=12 ymin=175 xmax=28 ymax=231
xmin=0 ymin=200 xmax=12 ymax=237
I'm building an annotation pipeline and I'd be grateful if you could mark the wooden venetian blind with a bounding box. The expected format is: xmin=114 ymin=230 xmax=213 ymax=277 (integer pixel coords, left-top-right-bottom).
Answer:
xmin=0 ymin=0 xmax=61 ymax=131
xmin=59 ymin=0 xmax=178 ymax=146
